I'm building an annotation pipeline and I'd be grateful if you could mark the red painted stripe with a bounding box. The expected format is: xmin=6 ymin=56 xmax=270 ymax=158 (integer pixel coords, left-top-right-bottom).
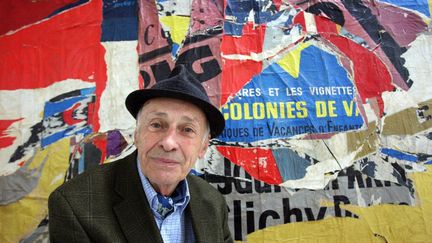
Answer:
xmin=92 ymin=134 xmax=107 ymax=164
xmin=221 ymin=23 xmax=266 ymax=55
xmin=0 ymin=118 xmax=22 ymax=148
xmin=217 ymin=146 xmax=283 ymax=185
xmin=0 ymin=0 xmax=106 ymax=131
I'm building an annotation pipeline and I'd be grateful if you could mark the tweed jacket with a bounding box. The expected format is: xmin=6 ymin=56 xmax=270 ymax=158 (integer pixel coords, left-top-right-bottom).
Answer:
xmin=48 ymin=151 xmax=233 ymax=243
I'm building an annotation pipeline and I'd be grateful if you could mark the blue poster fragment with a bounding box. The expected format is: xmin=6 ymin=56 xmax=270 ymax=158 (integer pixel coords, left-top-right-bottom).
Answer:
xmin=273 ymin=148 xmax=311 ymax=181
xmin=101 ymin=0 xmax=138 ymax=41
xmin=379 ymin=0 xmax=430 ymax=17
xmin=224 ymin=0 xmax=281 ymax=35
xmin=218 ymin=45 xmax=364 ymax=143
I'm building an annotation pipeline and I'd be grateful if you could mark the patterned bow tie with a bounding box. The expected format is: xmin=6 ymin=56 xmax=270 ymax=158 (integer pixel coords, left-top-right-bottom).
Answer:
xmin=156 ymin=194 xmax=174 ymax=218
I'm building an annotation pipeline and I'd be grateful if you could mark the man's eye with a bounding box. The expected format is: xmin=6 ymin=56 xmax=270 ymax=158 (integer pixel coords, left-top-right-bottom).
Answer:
xmin=183 ymin=127 xmax=195 ymax=133
xmin=150 ymin=122 xmax=162 ymax=129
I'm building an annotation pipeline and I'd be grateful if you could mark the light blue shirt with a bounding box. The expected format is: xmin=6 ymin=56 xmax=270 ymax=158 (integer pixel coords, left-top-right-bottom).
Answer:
xmin=137 ymin=160 xmax=195 ymax=243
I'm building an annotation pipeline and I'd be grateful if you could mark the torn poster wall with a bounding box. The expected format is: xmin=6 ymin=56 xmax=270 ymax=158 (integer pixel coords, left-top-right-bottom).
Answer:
xmin=1 ymin=0 xmax=432 ymax=242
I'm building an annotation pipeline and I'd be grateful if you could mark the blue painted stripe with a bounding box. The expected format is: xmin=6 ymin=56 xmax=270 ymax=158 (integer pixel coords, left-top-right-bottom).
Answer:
xmin=41 ymin=126 xmax=92 ymax=147
xmin=80 ymin=87 xmax=96 ymax=96
xmin=44 ymin=96 xmax=88 ymax=118
xmin=381 ymin=148 xmax=418 ymax=162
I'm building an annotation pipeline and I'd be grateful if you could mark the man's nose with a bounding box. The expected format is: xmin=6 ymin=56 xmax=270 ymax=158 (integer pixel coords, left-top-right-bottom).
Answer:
xmin=159 ymin=128 xmax=179 ymax=151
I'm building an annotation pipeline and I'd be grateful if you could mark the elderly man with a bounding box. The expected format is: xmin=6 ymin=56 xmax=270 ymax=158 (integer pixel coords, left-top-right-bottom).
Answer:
xmin=48 ymin=65 xmax=233 ymax=243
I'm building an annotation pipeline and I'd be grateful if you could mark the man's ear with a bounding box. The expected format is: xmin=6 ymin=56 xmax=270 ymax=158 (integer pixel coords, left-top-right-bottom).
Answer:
xmin=133 ymin=127 xmax=139 ymax=144
xmin=198 ymin=135 xmax=210 ymax=159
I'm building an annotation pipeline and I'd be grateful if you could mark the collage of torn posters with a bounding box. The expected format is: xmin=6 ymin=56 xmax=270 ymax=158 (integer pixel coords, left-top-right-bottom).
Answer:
xmin=1 ymin=0 xmax=432 ymax=242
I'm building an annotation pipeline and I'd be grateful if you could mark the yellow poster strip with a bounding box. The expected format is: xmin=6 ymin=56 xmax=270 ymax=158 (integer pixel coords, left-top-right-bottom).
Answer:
xmin=0 ymin=139 xmax=70 ymax=242
xmin=245 ymin=165 xmax=432 ymax=242
xmin=159 ymin=15 xmax=191 ymax=46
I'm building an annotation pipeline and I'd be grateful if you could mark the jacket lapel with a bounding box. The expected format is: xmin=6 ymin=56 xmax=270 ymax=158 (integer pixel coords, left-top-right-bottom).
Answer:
xmin=112 ymin=151 xmax=164 ymax=243
xmin=187 ymin=176 xmax=218 ymax=243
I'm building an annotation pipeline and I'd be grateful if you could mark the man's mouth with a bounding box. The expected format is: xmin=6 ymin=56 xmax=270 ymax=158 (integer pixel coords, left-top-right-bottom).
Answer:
xmin=150 ymin=156 xmax=182 ymax=167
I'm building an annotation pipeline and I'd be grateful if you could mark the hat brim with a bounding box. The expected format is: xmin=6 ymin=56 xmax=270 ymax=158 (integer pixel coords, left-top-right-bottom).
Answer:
xmin=125 ymin=89 xmax=225 ymax=138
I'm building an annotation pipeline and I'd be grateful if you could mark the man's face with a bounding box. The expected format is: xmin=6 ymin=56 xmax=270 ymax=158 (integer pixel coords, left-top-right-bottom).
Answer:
xmin=134 ymin=98 xmax=209 ymax=195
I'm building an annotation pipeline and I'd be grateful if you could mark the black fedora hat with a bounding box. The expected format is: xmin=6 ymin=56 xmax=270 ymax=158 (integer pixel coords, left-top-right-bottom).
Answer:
xmin=125 ymin=65 xmax=225 ymax=138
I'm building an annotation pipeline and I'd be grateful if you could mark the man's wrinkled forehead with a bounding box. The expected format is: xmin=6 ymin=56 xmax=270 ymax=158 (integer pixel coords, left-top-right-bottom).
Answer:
xmin=138 ymin=98 xmax=207 ymax=124
xmin=145 ymin=110 xmax=201 ymax=125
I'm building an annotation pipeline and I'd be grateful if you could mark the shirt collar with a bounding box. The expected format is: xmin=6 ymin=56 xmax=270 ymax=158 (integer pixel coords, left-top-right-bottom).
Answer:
xmin=136 ymin=158 xmax=190 ymax=216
